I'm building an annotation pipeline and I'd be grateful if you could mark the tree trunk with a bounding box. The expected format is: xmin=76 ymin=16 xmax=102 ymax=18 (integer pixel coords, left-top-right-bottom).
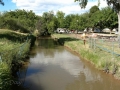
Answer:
xmin=118 ymin=11 xmax=120 ymax=48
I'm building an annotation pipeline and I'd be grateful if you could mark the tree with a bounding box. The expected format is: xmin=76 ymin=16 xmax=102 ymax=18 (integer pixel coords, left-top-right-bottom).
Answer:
xmin=90 ymin=5 xmax=99 ymax=14
xmin=75 ymin=0 xmax=120 ymax=46
xmin=56 ymin=11 xmax=65 ymax=28
xmin=64 ymin=14 xmax=72 ymax=29
xmin=41 ymin=11 xmax=55 ymax=36
xmin=74 ymin=0 xmax=120 ymax=47
xmin=0 ymin=9 xmax=38 ymax=33
xmin=36 ymin=16 xmax=46 ymax=36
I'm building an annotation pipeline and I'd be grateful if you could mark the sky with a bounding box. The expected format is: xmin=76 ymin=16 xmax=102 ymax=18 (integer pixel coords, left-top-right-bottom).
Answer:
xmin=0 ymin=0 xmax=108 ymax=16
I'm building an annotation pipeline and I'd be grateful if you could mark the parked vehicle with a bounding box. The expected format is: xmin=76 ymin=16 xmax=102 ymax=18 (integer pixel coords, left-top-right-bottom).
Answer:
xmin=93 ymin=28 xmax=101 ymax=33
xmin=56 ymin=28 xmax=65 ymax=34
xmin=102 ymin=28 xmax=111 ymax=33
xmin=112 ymin=28 xmax=118 ymax=34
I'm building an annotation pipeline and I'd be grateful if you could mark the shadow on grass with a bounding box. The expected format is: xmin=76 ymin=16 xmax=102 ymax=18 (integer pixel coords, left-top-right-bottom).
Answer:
xmin=0 ymin=31 xmax=36 ymax=46
xmin=0 ymin=31 xmax=27 ymax=42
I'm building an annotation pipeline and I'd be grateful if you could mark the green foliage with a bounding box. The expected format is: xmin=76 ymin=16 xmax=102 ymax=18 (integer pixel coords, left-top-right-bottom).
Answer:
xmin=0 ymin=29 xmax=31 ymax=64
xmin=36 ymin=11 xmax=57 ymax=36
xmin=74 ymin=0 xmax=120 ymax=36
xmin=0 ymin=39 xmax=30 ymax=90
xmin=106 ymin=0 xmax=120 ymax=13
xmin=36 ymin=16 xmax=46 ymax=35
xmin=90 ymin=5 xmax=99 ymax=14
xmin=64 ymin=14 xmax=73 ymax=29
xmin=0 ymin=3 xmax=118 ymax=35
xmin=0 ymin=30 xmax=32 ymax=90
xmin=56 ymin=11 xmax=65 ymax=28
xmin=64 ymin=6 xmax=117 ymax=31
xmin=0 ymin=9 xmax=39 ymax=33
xmin=100 ymin=7 xmax=118 ymax=28
xmin=0 ymin=29 xmax=28 ymax=42
xmin=0 ymin=63 xmax=12 ymax=90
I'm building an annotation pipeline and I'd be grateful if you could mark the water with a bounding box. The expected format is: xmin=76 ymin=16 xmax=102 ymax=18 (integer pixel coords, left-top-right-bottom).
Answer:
xmin=17 ymin=38 xmax=120 ymax=90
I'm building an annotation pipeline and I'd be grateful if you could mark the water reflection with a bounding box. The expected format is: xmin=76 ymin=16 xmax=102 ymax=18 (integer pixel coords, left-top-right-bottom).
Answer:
xmin=18 ymin=38 xmax=120 ymax=90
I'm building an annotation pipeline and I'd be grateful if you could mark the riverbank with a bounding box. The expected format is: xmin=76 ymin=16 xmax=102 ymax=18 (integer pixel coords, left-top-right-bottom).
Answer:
xmin=0 ymin=29 xmax=36 ymax=90
xmin=51 ymin=33 xmax=120 ymax=80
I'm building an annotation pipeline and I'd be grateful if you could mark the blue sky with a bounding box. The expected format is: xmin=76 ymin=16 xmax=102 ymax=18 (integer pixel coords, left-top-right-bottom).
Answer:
xmin=0 ymin=0 xmax=108 ymax=16
xmin=0 ymin=0 xmax=16 ymax=11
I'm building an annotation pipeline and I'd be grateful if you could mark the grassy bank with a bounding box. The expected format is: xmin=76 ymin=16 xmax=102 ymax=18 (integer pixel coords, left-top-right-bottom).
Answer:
xmin=52 ymin=34 xmax=120 ymax=80
xmin=0 ymin=29 xmax=36 ymax=90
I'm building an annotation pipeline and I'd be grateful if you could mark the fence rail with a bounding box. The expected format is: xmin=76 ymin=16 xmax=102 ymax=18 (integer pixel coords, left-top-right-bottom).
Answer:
xmin=89 ymin=37 xmax=120 ymax=56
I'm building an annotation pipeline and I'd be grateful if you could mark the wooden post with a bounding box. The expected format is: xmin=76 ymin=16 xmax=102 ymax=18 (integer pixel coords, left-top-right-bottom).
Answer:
xmin=83 ymin=39 xmax=86 ymax=45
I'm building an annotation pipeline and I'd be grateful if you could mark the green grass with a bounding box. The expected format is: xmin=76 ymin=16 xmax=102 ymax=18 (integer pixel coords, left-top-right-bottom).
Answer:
xmin=0 ymin=29 xmax=28 ymax=43
xmin=0 ymin=29 xmax=31 ymax=90
xmin=0 ymin=63 xmax=12 ymax=90
xmin=0 ymin=38 xmax=22 ymax=51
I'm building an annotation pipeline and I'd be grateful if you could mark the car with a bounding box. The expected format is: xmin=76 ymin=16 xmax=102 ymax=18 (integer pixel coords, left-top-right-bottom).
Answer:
xmin=112 ymin=28 xmax=118 ymax=34
xmin=94 ymin=28 xmax=101 ymax=33
xmin=102 ymin=28 xmax=111 ymax=33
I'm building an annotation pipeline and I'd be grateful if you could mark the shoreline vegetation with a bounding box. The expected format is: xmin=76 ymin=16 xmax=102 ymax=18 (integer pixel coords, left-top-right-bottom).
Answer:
xmin=51 ymin=33 xmax=120 ymax=80
xmin=0 ymin=29 xmax=36 ymax=90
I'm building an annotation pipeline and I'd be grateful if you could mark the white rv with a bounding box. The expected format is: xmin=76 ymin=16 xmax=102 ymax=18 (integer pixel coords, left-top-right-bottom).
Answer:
xmin=56 ymin=28 xmax=65 ymax=34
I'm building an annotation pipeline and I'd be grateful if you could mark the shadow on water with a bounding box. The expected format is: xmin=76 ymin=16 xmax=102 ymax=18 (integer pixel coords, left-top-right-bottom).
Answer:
xmin=12 ymin=64 xmax=45 ymax=90
xmin=29 ymin=38 xmax=60 ymax=58
xmin=54 ymin=37 xmax=79 ymax=46
xmin=12 ymin=82 xmax=44 ymax=90
xmin=37 ymin=37 xmax=59 ymax=48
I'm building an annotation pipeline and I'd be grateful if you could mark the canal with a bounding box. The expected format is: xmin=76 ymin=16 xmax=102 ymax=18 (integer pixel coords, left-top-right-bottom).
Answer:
xmin=16 ymin=38 xmax=120 ymax=90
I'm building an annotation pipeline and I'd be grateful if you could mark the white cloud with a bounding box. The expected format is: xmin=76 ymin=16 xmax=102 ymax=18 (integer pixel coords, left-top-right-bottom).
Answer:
xmin=12 ymin=0 xmax=108 ymax=16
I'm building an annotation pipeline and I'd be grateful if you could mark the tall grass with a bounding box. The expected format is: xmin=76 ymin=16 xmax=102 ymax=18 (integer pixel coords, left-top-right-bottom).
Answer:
xmin=0 ymin=63 xmax=12 ymax=90
xmin=0 ymin=38 xmax=22 ymax=52
xmin=0 ymin=29 xmax=32 ymax=90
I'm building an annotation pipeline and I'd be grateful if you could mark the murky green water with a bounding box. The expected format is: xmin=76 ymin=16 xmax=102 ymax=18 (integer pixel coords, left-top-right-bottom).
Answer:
xmin=16 ymin=38 xmax=120 ymax=90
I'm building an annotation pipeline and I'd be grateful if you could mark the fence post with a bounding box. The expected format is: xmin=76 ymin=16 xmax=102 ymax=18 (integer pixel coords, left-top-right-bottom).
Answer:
xmin=93 ymin=38 xmax=96 ymax=50
xmin=111 ymin=37 xmax=114 ymax=59
xmin=90 ymin=37 xmax=92 ymax=48
xmin=92 ymin=38 xmax=94 ymax=49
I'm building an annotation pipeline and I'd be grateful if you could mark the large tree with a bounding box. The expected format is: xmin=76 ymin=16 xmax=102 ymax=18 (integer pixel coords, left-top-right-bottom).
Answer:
xmin=56 ymin=11 xmax=65 ymax=28
xmin=0 ymin=9 xmax=38 ymax=33
xmin=75 ymin=0 xmax=120 ymax=46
